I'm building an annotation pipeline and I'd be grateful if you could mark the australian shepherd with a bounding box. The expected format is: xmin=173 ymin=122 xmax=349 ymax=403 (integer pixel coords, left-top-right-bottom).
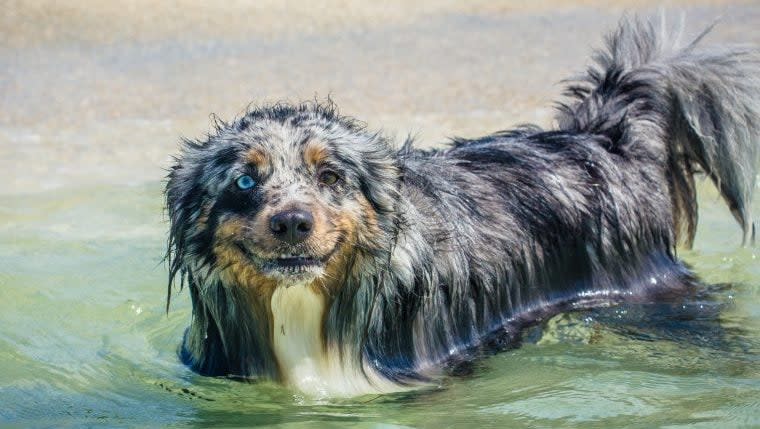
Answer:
xmin=164 ymin=17 xmax=759 ymax=396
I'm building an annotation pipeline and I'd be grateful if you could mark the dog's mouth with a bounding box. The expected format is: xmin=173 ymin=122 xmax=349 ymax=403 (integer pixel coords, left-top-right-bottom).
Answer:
xmin=263 ymin=255 xmax=327 ymax=275
xmin=236 ymin=243 xmax=333 ymax=278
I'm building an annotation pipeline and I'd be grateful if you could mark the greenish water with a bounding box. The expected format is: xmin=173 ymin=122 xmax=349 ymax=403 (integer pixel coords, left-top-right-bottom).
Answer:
xmin=0 ymin=182 xmax=758 ymax=428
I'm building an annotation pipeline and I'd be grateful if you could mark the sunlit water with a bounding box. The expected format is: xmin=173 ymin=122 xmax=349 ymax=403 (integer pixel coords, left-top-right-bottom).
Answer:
xmin=1 ymin=182 xmax=758 ymax=427
xmin=2 ymin=2 xmax=759 ymax=427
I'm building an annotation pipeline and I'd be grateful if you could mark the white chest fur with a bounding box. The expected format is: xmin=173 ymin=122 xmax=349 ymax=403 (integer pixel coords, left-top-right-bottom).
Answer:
xmin=269 ymin=285 xmax=401 ymax=397
xmin=270 ymin=285 xmax=327 ymax=394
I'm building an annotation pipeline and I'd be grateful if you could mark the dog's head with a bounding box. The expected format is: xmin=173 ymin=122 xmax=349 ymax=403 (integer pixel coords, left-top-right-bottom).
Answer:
xmin=166 ymin=102 xmax=399 ymax=296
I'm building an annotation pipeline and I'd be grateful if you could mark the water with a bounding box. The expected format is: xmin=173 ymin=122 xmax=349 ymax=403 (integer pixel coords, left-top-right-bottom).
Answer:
xmin=2 ymin=181 xmax=757 ymax=427
xmin=1 ymin=2 xmax=759 ymax=427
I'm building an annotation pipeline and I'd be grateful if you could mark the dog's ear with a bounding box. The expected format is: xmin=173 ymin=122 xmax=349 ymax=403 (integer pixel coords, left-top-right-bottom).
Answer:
xmin=353 ymin=133 xmax=401 ymax=217
xmin=164 ymin=138 xmax=213 ymax=304
xmin=166 ymin=140 xmax=208 ymax=241
xmin=165 ymin=137 xmax=244 ymax=255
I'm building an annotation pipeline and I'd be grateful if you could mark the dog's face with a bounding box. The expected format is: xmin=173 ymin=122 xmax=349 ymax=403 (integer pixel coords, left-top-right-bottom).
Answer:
xmin=166 ymin=104 xmax=399 ymax=294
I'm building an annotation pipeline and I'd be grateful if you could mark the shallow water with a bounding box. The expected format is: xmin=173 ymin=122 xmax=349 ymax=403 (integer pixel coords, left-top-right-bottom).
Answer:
xmin=1 ymin=1 xmax=759 ymax=427
xmin=1 ymin=182 xmax=758 ymax=427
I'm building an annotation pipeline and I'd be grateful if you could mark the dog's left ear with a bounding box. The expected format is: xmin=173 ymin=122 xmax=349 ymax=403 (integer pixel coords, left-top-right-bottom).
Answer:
xmin=353 ymin=133 xmax=401 ymax=217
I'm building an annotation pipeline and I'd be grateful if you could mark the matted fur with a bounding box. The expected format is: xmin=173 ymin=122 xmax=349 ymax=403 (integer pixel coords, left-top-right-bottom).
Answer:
xmin=165 ymin=17 xmax=760 ymax=395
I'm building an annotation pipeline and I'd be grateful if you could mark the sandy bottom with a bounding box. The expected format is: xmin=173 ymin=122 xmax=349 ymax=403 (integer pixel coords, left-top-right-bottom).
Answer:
xmin=0 ymin=0 xmax=758 ymax=194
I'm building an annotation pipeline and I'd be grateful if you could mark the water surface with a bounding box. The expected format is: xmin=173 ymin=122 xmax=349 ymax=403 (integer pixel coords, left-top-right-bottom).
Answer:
xmin=1 ymin=182 xmax=758 ymax=427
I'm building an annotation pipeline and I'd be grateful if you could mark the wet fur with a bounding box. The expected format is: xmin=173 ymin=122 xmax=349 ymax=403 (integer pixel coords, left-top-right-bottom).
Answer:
xmin=165 ymin=17 xmax=760 ymax=395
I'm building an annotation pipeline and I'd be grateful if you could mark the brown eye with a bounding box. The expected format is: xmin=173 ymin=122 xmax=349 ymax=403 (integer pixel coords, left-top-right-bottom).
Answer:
xmin=319 ymin=170 xmax=340 ymax=186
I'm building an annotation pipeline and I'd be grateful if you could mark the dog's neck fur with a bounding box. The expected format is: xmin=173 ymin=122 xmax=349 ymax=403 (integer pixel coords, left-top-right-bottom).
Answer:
xmin=269 ymin=284 xmax=329 ymax=394
xmin=270 ymin=281 xmax=405 ymax=396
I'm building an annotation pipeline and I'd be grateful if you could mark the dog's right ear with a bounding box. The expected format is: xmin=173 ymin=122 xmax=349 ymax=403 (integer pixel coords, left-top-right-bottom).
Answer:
xmin=164 ymin=138 xmax=209 ymax=311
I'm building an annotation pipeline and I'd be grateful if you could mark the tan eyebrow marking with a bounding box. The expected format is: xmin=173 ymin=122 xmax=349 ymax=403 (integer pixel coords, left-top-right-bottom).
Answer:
xmin=245 ymin=148 xmax=268 ymax=167
xmin=303 ymin=141 xmax=329 ymax=167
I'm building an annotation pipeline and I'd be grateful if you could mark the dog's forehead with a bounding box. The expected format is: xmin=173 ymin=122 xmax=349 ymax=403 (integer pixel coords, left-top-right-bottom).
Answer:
xmin=237 ymin=120 xmax=334 ymax=179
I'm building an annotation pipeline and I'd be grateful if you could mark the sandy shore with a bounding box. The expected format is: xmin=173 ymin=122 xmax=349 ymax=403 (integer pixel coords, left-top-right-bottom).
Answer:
xmin=0 ymin=1 xmax=757 ymax=194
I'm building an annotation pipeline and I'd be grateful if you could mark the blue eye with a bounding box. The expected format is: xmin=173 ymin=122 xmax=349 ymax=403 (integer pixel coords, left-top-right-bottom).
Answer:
xmin=236 ymin=175 xmax=256 ymax=190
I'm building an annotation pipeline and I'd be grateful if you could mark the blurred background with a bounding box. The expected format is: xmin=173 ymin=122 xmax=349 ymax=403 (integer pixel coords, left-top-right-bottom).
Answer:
xmin=2 ymin=0 xmax=758 ymax=194
xmin=1 ymin=1 xmax=759 ymax=427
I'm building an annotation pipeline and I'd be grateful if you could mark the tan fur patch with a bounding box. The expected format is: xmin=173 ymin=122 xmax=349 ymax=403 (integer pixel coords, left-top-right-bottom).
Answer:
xmin=317 ymin=201 xmax=373 ymax=296
xmin=195 ymin=202 xmax=213 ymax=231
xmin=245 ymin=148 xmax=268 ymax=168
xmin=213 ymin=218 xmax=279 ymax=300
xmin=356 ymin=194 xmax=381 ymax=245
xmin=303 ymin=141 xmax=329 ymax=167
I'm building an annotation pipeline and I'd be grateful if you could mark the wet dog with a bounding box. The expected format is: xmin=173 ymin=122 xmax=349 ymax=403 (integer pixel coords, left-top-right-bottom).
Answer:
xmin=165 ymin=17 xmax=759 ymax=396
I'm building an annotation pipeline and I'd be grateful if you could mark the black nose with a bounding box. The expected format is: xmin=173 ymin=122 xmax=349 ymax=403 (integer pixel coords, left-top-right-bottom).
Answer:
xmin=269 ymin=209 xmax=314 ymax=244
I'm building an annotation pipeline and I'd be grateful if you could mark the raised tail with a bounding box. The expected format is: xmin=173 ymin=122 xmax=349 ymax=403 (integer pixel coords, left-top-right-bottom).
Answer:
xmin=556 ymin=16 xmax=760 ymax=247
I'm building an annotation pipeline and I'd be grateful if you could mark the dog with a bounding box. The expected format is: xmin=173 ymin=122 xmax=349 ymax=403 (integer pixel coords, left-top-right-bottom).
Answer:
xmin=164 ymin=17 xmax=760 ymax=397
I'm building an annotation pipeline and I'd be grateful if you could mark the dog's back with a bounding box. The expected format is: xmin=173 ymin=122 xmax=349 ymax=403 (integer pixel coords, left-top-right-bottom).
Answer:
xmin=377 ymin=17 xmax=760 ymax=377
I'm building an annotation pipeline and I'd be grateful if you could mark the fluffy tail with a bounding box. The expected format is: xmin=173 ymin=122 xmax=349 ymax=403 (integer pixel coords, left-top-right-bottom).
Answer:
xmin=556 ymin=16 xmax=760 ymax=247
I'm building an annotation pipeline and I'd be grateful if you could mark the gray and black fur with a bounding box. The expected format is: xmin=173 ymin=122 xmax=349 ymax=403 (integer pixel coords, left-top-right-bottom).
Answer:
xmin=165 ymin=17 xmax=760 ymax=391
